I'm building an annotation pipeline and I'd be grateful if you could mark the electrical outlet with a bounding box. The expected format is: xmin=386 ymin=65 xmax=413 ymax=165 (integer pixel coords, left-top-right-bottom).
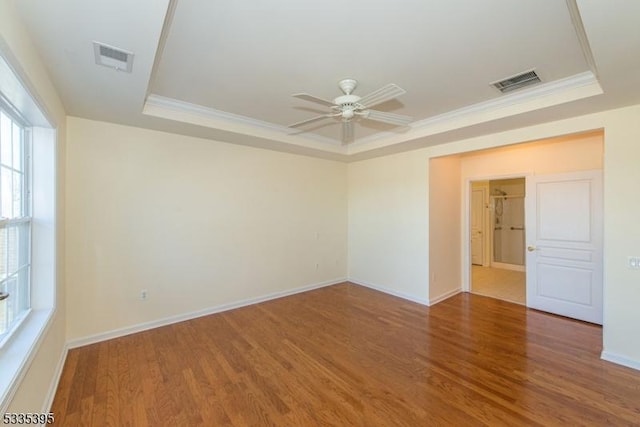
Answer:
xmin=140 ymin=289 xmax=148 ymax=300
xmin=628 ymin=257 xmax=640 ymax=270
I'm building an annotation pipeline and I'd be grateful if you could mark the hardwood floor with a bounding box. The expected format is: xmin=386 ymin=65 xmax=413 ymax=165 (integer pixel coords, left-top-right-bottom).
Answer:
xmin=51 ymin=283 xmax=640 ymax=426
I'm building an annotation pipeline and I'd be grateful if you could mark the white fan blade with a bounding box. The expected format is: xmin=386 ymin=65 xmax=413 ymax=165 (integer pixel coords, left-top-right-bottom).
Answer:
xmin=357 ymin=84 xmax=406 ymax=109
xmin=292 ymin=93 xmax=336 ymax=107
xmin=288 ymin=114 xmax=333 ymax=128
xmin=363 ymin=109 xmax=413 ymax=126
xmin=342 ymin=120 xmax=354 ymax=144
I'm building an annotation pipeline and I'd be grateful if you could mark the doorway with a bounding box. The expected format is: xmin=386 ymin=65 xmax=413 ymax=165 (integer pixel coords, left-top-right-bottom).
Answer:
xmin=428 ymin=131 xmax=604 ymax=322
xmin=470 ymin=177 xmax=526 ymax=305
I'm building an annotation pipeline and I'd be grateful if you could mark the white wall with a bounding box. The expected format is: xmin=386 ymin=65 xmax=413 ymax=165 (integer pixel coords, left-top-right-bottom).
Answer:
xmin=429 ymin=156 xmax=462 ymax=303
xmin=0 ymin=0 xmax=67 ymax=413
xmin=348 ymin=150 xmax=429 ymax=303
xmin=65 ymin=117 xmax=348 ymax=341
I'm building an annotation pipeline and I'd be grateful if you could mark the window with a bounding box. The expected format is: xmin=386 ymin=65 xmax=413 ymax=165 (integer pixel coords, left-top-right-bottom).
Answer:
xmin=0 ymin=103 xmax=30 ymax=345
xmin=0 ymin=46 xmax=56 ymax=410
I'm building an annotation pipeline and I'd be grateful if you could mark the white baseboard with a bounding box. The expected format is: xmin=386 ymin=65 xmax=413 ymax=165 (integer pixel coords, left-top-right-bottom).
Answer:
xmin=349 ymin=279 xmax=429 ymax=306
xmin=42 ymin=343 xmax=69 ymax=412
xmin=67 ymin=278 xmax=346 ymax=349
xmin=601 ymin=350 xmax=640 ymax=371
xmin=429 ymin=288 xmax=462 ymax=305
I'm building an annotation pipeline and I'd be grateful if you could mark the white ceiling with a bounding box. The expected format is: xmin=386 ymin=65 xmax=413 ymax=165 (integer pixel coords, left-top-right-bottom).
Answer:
xmin=13 ymin=0 xmax=640 ymax=161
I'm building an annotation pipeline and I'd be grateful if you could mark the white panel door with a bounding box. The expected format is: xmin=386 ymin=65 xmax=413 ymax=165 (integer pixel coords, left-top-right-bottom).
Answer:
xmin=525 ymin=170 xmax=603 ymax=324
xmin=471 ymin=188 xmax=485 ymax=265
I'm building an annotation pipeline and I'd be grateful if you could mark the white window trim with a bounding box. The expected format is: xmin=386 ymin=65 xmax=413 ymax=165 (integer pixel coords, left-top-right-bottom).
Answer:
xmin=0 ymin=110 xmax=32 ymax=347
xmin=0 ymin=51 xmax=57 ymax=412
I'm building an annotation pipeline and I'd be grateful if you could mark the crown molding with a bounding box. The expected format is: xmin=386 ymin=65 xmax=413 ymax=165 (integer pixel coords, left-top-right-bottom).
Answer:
xmin=144 ymin=71 xmax=601 ymax=157
xmin=566 ymin=0 xmax=599 ymax=77
xmin=412 ymin=71 xmax=599 ymax=130
xmin=347 ymin=71 xmax=602 ymax=154
xmin=143 ymin=94 xmax=345 ymax=151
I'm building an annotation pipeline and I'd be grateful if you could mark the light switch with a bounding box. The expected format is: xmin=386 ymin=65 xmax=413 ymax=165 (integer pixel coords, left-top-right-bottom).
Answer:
xmin=628 ymin=257 xmax=640 ymax=269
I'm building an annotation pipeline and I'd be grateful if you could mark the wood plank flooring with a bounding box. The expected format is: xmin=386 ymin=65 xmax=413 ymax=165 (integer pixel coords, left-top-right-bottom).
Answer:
xmin=51 ymin=283 xmax=640 ymax=426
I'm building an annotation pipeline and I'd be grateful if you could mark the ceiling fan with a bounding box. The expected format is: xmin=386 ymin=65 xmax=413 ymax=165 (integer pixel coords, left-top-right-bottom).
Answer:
xmin=288 ymin=79 xmax=412 ymax=144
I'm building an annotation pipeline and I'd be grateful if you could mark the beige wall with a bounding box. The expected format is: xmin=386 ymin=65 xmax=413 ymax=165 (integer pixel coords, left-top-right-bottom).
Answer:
xmin=347 ymin=105 xmax=640 ymax=368
xmin=0 ymin=0 xmax=67 ymax=413
xmin=379 ymin=132 xmax=603 ymax=305
xmin=429 ymin=156 xmax=461 ymax=302
xmin=460 ymin=132 xmax=603 ymax=178
xmin=348 ymin=150 xmax=429 ymax=303
xmin=601 ymin=108 xmax=640 ymax=367
xmin=65 ymin=117 xmax=348 ymax=340
xmin=347 ymin=132 xmax=603 ymax=307
xmin=3 ymin=1 xmax=640 ymax=410
xmin=460 ymin=131 xmax=603 ymax=286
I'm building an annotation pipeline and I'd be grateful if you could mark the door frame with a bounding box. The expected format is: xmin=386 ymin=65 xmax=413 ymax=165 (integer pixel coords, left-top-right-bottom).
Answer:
xmin=463 ymin=172 xmax=531 ymax=293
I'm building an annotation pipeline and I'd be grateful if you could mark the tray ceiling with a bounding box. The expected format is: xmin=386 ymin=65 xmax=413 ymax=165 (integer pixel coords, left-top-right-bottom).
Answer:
xmin=13 ymin=0 xmax=640 ymax=160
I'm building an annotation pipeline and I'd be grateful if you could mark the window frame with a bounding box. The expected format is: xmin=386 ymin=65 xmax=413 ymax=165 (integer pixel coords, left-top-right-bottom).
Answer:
xmin=0 ymin=100 xmax=33 ymax=347
xmin=0 ymin=41 xmax=58 ymax=414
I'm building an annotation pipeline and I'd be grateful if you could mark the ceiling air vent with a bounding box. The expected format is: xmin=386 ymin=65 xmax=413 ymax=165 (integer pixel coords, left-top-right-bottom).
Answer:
xmin=491 ymin=70 xmax=541 ymax=93
xmin=93 ymin=41 xmax=134 ymax=73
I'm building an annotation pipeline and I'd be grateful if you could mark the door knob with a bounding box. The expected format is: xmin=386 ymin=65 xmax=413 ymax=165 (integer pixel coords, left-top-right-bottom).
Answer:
xmin=527 ymin=245 xmax=537 ymax=252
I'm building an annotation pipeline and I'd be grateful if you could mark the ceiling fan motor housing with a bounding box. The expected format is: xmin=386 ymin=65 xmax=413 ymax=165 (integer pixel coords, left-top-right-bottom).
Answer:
xmin=333 ymin=94 xmax=361 ymax=106
xmin=333 ymin=94 xmax=362 ymax=120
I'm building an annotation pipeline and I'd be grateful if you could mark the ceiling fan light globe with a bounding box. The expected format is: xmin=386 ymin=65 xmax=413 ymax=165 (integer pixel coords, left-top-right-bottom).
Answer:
xmin=342 ymin=109 xmax=355 ymax=120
